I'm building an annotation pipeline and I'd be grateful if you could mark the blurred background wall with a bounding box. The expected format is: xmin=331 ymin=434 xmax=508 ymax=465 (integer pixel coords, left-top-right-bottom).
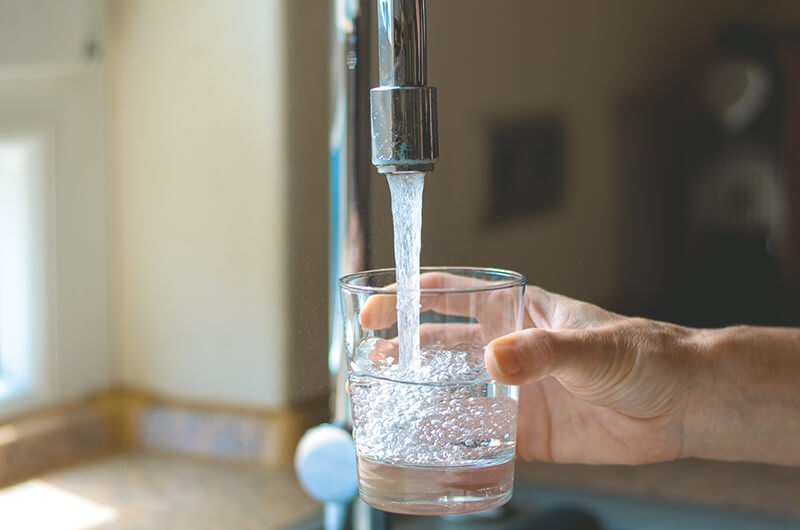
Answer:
xmin=414 ymin=0 xmax=758 ymax=304
xmin=106 ymin=0 xmax=800 ymax=406
xmin=371 ymin=0 xmax=800 ymax=306
xmin=109 ymin=0 xmax=292 ymax=407
xmin=290 ymin=0 xmax=800 ymax=399
xmin=2 ymin=0 xmax=798 ymax=415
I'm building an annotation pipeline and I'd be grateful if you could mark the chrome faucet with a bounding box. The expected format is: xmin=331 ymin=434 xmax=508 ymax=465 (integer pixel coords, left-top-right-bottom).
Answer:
xmin=371 ymin=0 xmax=438 ymax=174
xmin=295 ymin=2 xmax=437 ymax=529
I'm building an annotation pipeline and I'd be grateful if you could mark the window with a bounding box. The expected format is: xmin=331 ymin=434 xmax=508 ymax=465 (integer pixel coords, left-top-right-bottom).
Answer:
xmin=0 ymin=132 xmax=49 ymax=411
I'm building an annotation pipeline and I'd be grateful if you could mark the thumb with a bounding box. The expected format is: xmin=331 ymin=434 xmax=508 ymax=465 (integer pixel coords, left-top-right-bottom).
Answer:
xmin=485 ymin=327 xmax=624 ymax=388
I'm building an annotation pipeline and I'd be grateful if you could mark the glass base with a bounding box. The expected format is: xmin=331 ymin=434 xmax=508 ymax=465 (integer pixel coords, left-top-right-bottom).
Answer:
xmin=357 ymin=457 xmax=515 ymax=516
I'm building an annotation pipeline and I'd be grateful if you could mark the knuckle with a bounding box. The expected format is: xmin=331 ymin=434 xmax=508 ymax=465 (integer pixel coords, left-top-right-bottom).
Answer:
xmin=530 ymin=330 xmax=556 ymax=370
xmin=625 ymin=317 xmax=652 ymax=329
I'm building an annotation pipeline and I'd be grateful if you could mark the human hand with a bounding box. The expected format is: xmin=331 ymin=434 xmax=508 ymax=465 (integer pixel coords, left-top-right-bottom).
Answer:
xmin=361 ymin=273 xmax=800 ymax=467
xmin=360 ymin=273 xmax=699 ymax=465
xmin=484 ymin=284 xmax=698 ymax=464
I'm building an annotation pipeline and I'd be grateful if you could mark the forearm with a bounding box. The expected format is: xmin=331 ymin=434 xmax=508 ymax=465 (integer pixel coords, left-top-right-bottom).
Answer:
xmin=683 ymin=326 xmax=800 ymax=466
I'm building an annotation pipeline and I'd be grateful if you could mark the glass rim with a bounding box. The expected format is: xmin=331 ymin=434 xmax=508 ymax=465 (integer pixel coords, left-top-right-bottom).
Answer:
xmin=339 ymin=266 xmax=526 ymax=295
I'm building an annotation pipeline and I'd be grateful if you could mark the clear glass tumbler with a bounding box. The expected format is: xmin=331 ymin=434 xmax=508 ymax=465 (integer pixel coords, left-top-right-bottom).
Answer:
xmin=339 ymin=267 xmax=525 ymax=515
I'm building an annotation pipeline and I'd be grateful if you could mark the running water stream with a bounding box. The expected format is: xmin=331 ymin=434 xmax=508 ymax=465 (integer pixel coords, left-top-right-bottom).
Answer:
xmin=386 ymin=172 xmax=425 ymax=369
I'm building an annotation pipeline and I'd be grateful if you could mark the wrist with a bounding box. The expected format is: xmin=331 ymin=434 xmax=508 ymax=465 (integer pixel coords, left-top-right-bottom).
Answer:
xmin=680 ymin=326 xmax=735 ymax=461
xmin=681 ymin=326 xmax=800 ymax=465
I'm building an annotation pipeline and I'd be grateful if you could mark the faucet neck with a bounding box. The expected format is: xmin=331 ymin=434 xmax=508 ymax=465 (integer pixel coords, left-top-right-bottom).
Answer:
xmin=370 ymin=0 xmax=439 ymax=174
xmin=377 ymin=0 xmax=428 ymax=86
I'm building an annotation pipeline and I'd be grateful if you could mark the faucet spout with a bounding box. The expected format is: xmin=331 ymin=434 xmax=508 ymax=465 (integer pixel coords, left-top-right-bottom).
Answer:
xmin=371 ymin=0 xmax=438 ymax=174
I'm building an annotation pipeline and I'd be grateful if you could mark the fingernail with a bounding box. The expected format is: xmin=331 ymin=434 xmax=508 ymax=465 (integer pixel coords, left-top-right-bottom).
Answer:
xmin=488 ymin=338 xmax=521 ymax=377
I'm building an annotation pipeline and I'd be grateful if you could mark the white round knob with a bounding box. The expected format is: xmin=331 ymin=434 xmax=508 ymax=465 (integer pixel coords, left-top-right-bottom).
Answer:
xmin=295 ymin=424 xmax=359 ymax=504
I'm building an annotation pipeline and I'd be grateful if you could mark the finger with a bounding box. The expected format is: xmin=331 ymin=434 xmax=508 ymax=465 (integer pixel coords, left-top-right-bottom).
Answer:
xmin=525 ymin=285 xmax=619 ymax=330
xmin=360 ymin=272 xmax=493 ymax=329
xmin=360 ymin=293 xmax=398 ymax=330
xmin=485 ymin=327 xmax=622 ymax=387
xmin=418 ymin=323 xmax=484 ymax=348
xmin=369 ymin=338 xmax=399 ymax=363
xmin=418 ymin=271 xmax=492 ymax=290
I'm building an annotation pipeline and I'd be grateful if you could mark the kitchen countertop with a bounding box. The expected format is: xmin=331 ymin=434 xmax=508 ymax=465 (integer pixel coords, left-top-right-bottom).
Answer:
xmin=1 ymin=452 xmax=798 ymax=529
xmin=0 ymin=452 xmax=319 ymax=530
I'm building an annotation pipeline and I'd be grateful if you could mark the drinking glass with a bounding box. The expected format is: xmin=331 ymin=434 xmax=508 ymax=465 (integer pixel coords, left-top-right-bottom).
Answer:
xmin=339 ymin=267 xmax=525 ymax=515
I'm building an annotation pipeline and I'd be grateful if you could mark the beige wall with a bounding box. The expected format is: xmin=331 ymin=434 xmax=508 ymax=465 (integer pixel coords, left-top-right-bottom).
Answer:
xmin=109 ymin=0 xmax=333 ymax=408
xmin=110 ymin=0 xmax=290 ymax=407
